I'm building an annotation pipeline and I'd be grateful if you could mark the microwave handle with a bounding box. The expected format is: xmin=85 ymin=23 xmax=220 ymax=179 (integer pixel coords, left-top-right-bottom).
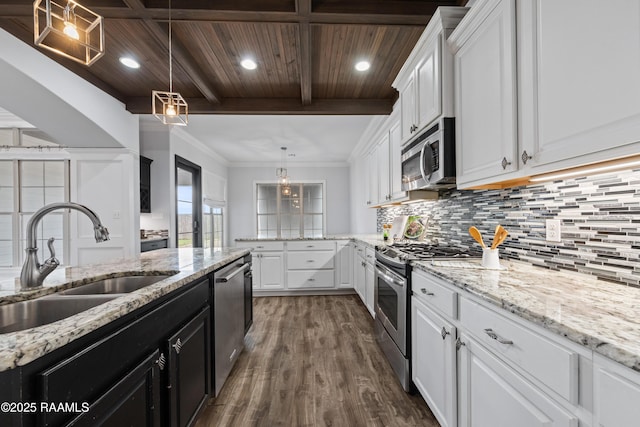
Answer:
xmin=419 ymin=142 xmax=432 ymax=183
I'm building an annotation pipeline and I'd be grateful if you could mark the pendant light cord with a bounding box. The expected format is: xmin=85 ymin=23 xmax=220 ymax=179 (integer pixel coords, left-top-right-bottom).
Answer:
xmin=168 ymin=0 xmax=173 ymax=93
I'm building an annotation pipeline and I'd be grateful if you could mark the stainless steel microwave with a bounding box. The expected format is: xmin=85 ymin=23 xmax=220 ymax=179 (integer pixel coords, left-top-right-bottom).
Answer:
xmin=401 ymin=118 xmax=456 ymax=191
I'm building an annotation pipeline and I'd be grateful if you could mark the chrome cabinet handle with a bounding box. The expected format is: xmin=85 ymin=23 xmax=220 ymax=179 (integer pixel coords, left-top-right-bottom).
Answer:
xmin=156 ymin=352 xmax=166 ymax=370
xmin=420 ymin=288 xmax=434 ymax=296
xmin=501 ymin=157 xmax=512 ymax=170
xmin=306 ymin=245 xmax=314 ymax=248
xmin=308 ymin=278 xmax=315 ymax=282
xmin=521 ymin=150 xmax=532 ymax=164
xmin=484 ymin=328 xmax=513 ymax=345
xmin=306 ymin=260 xmax=314 ymax=263
xmin=456 ymin=338 xmax=465 ymax=351
xmin=172 ymin=338 xmax=182 ymax=354
xmin=441 ymin=327 xmax=450 ymax=340
xmin=256 ymin=245 xmax=264 ymax=249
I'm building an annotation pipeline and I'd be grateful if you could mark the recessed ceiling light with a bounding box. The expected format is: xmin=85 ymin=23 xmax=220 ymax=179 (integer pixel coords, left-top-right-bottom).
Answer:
xmin=355 ymin=61 xmax=370 ymax=72
xmin=241 ymin=58 xmax=257 ymax=70
xmin=119 ymin=56 xmax=140 ymax=69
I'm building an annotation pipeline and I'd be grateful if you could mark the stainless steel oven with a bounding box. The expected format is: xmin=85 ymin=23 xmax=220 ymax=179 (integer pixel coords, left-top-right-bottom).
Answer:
xmin=401 ymin=117 xmax=456 ymax=191
xmin=374 ymin=250 xmax=412 ymax=392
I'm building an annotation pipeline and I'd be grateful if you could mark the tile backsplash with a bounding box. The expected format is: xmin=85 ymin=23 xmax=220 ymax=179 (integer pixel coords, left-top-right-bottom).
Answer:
xmin=377 ymin=170 xmax=640 ymax=288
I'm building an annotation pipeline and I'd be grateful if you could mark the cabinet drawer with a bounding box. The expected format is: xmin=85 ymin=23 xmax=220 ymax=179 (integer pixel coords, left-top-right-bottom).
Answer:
xmin=287 ymin=240 xmax=336 ymax=251
xmin=411 ymin=270 xmax=458 ymax=319
xmin=459 ymin=297 xmax=578 ymax=403
xmin=287 ymin=250 xmax=335 ymax=270
xmin=287 ymin=270 xmax=335 ymax=289
xmin=236 ymin=241 xmax=284 ymax=251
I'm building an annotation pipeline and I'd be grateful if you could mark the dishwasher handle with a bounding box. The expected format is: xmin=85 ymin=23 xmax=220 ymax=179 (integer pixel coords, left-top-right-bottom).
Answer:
xmin=216 ymin=263 xmax=250 ymax=283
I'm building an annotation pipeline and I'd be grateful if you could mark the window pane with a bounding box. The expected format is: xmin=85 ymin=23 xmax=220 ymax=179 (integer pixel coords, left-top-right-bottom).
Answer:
xmin=21 ymin=161 xmax=44 ymax=187
xmin=0 ymin=161 xmax=13 ymax=186
xmin=0 ymin=215 xmax=12 ymax=239
xmin=44 ymin=161 xmax=65 ymax=186
xmin=0 ymin=187 xmax=13 ymax=211
xmin=177 ymin=232 xmax=192 ymax=248
xmin=0 ymin=241 xmax=11 ymax=267
xmin=42 ymin=213 xmax=63 ymax=239
xmin=21 ymin=187 xmax=44 ymax=212
xmin=44 ymin=187 xmax=65 ymax=205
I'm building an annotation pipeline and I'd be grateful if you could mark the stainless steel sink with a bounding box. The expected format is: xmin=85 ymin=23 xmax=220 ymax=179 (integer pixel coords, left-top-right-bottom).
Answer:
xmin=0 ymin=295 xmax=119 ymax=334
xmin=58 ymin=275 xmax=172 ymax=295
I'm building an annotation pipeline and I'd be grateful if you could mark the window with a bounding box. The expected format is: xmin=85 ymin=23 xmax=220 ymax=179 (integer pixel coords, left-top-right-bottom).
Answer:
xmin=203 ymin=206 xmax=223 ymax=251
xmin=0 ymin=160 xmax=69 ymax=267
xmin=256 ymin=182 xmax=325 ymax=239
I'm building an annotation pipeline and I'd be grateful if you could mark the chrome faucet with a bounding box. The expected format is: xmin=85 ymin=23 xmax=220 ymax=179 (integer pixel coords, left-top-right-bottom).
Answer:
xmin=20 ymin=202 xmax=110 ymax=290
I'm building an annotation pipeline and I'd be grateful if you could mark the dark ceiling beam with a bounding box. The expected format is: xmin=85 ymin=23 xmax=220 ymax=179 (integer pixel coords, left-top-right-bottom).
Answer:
xmin=121 ymin=0 xmax=221 ymax=104
xmin=296 ymin=0 xmax=312 ymax=106
xmin=0 ymin=5 xmax=435 ymax=25
xmin=0 ymin=17 xmax=126 ymax=103
xmin=125 ymin=97 xmax=394 ymax=115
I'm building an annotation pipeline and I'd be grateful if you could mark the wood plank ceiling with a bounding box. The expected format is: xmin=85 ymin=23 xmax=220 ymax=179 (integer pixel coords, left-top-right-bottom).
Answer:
xmin=0 ymin=0 xmax=466 ymax=115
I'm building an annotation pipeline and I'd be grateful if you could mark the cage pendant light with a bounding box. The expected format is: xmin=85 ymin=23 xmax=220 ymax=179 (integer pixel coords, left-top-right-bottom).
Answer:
xmin=152 ymin=0 xmax=188 ymax=126
xmin=33 ymin=0 xmax=105 ymax=66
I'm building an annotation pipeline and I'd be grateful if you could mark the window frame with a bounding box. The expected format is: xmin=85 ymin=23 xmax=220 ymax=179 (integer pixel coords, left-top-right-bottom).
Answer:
xmin=253 ymin=180 xmax=327 ymax=239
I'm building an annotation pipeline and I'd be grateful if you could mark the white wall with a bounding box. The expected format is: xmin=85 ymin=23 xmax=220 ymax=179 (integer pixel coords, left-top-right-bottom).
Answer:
xmin=139 ymin=125 xmax=171 ymax=231
xmin=0 ymin=28 xmax=138 ymax=151
xmin=227 ymin=165 xmax=351 ymax=244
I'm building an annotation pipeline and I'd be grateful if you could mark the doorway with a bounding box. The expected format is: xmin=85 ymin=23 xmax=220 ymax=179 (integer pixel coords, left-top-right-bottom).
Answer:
xmin=175 ymin=156 xmax=202 ymax=248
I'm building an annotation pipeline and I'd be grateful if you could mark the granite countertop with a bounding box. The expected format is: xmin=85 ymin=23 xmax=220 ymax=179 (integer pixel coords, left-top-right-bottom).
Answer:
xmin=412 ymin=259 xmax=640 ymax=372
xmin=140 ymin=236 xmax=168 ymax=242
xmin=0 ymin=247 xmax=249 ymax=372
xmin=235 ymin=234 xmax=387 ymax=248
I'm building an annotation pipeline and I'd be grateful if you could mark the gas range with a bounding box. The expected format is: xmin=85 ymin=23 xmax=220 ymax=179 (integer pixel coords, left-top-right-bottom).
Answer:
xmin=377 ymin=241 xmax=480 ymax=264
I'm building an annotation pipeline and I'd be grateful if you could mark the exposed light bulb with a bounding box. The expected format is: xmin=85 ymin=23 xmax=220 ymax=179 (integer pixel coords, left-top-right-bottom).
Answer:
xmin=63 ymin=22 xmax=79 ymax=40
xmin=165 ymin=104 xmax=176 ymax=116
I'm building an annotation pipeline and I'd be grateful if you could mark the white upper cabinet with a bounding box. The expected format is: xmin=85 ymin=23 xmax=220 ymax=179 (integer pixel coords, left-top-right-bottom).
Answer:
xmin=449 ymin=0 xmax=518 ymax=186
xmin=451 ymin=0 xmax=640 ymax=188
xmin=389 ymin=119 xmax=405 ymax=200
xmin=518 ymin=0 xmax=640 ymax=171
xmin=377 ymin=133 xmax=391 ymax=203
xmin=394 ymin=7 xmax=468 ymax=145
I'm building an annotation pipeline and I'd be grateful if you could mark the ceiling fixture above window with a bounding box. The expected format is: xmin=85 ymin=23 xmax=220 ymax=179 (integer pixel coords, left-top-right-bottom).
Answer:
xmin=355 ymin=60 xmax=371 ymax=72
xmin=276 ymin=147 xmax=292 ymax=195
xmin=33 ymin=0 xmax=105 ymax=66
xmin=152 ymin=0 xmax=188 ymax=126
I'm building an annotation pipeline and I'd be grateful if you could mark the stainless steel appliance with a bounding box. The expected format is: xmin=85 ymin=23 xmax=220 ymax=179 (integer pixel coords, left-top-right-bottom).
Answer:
xmin=401 ymin=117 xmax=456 ymax=191
xmin=214 ymin=258 xmax=250 ymax=396
xmin=374 ymin=242 xmax=478 ymax=392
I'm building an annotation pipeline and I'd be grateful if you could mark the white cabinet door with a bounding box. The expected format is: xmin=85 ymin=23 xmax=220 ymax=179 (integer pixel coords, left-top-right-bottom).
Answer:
xmin=519 ymin=0 xmax=640 ymax=171
xmin=400 ymin=76 xmax=417 ymax=143
xmin=389 ymin=120 xmax=406 ymax=201
xmin=458 ymin=333 xmax=578 ymax=427
xmin=366 ymin=149 xmax=378 ymax=206
xmin=354 ymin=253 xmax=366 ymax=303
xmin=416 ymin=35 xmax=441 ymax=131
xmin=364 ymin=260 xmax=375 ymax=317
xmin=451 ymin=0 xmax=518 ymax=187
xmin=412 ymin=296 xmax=456 ymax=427
xmin=377 ymin=134 xmax=390 ymax=203
xmin=336 ymin=242 xmax=352 ymax=289
xmin=593 ymin=354 xmax=640 ymax=427
xmin=258 ymin=252 xmax=284 ymax=290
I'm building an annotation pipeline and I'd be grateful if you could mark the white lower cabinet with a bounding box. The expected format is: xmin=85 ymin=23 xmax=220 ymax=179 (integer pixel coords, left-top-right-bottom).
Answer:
xmin=353 ymin=245 xmax=366 ymax=302
xmin=336 ymin=241 xmax=352 ymax=289
xmin=457 ymin=332 xmax=578 ymax=427
xmin=411 ymin=296 xmax=457 ymax=427
xmin=253 ymin=252 xmax=284 ymax=290
xmin=593 ymin=354 xmax=640 ymax=427
xmin=352 ymin=242 xmax=374 ymax=317
xmin=364 ymin=258 xmax=374 ymax=317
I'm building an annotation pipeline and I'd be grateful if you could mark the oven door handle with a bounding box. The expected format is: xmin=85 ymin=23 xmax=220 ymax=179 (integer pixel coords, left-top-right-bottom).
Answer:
xmin=375 ymin=250 xmax=407 ymax=270
xmin=375 ymin=264 xmax=405 ymax=289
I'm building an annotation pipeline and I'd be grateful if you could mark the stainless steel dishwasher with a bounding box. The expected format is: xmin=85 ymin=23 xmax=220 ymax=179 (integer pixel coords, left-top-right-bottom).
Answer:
xmin=213 ymin=260 xmax=249 ymax=396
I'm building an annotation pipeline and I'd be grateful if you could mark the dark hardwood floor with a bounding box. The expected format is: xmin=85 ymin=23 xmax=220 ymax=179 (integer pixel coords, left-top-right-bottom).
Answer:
xmin=194 ymin=295 xmax=439 ymax=427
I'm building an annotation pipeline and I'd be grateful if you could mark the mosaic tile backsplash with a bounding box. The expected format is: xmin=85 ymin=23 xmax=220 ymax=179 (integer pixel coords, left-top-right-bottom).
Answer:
xmin=377 ymin=170 xmax=640 ymax=288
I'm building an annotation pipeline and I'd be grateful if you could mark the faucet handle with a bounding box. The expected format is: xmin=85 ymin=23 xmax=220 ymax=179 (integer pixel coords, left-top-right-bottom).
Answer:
xmin=46 ymin=237 xmax=60 ymax=266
